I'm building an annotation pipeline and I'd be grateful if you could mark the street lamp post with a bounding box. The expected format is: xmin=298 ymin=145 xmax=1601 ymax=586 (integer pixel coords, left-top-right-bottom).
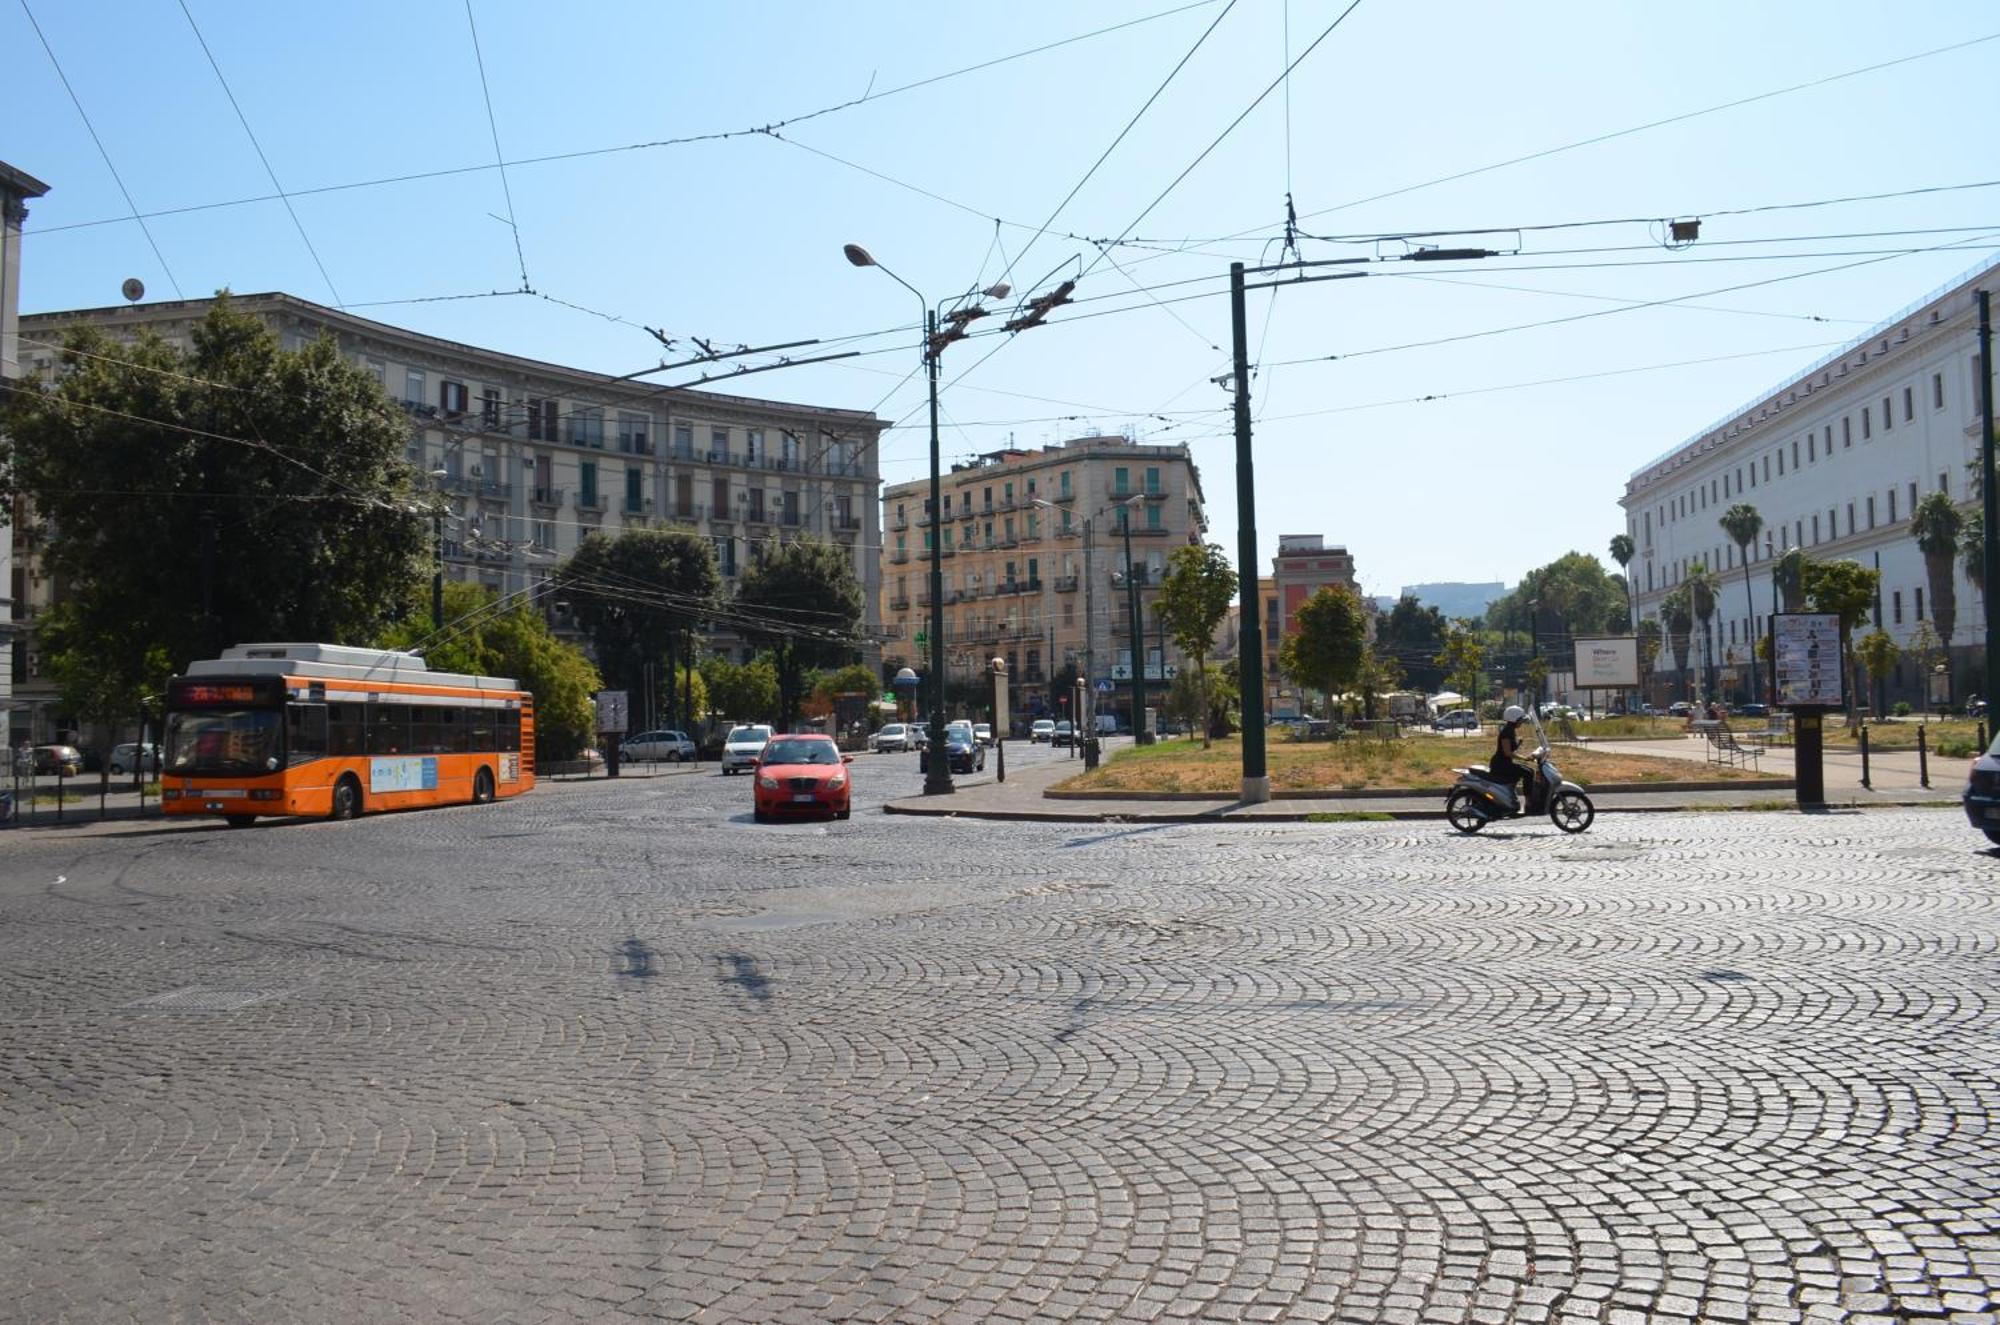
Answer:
xmin=1120 ymin=505 xmax=1149 ymax=744
xmin=844 ymin=243 xmax=1008 ymax=795
xmin=427 ymin=467 xmax=451 ymax=631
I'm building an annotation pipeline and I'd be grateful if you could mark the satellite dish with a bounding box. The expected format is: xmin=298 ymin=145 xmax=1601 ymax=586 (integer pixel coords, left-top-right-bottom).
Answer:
xmin=121 ymin=278 xmax=145 ymax=303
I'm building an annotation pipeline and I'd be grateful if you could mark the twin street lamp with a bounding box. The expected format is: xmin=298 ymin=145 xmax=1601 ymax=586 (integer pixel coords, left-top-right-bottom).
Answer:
xmin=844 ymin=242 xmax=1009 ymax=795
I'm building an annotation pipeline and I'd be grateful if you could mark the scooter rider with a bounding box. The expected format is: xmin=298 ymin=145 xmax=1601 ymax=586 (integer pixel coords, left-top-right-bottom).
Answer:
xmin=1491 ymin=704 xmax=1535 ymax=814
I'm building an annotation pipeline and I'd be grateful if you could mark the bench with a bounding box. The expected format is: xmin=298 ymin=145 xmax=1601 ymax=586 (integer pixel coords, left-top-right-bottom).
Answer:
xmin=1701 ymin=722 xmax=1764 ymax=770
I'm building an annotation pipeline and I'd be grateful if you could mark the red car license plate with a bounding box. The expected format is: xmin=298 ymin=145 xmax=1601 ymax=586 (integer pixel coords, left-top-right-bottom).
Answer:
xmin=792 ymin=793 xmax=817 ymax=803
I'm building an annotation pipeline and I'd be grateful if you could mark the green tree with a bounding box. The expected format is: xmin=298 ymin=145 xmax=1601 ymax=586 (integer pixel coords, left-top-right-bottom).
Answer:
xmin=1277 ymin=585 xmax=1368 ymax=717
xmin=1774 ymin=547 xmax=1809 ymax=613
xmin=1608 ymin=533 xmax=1636 ymax=632
xmin=1961 ymin=510 xmax=1985 ymax=593
xmin=1801 ymin=557 xmax=1880 ymax=725
xmin=1909 ymin=491 xmax=1963 ymax=652
xmin=1637 ymin=617 xmax=1663 ymax=703
xmin=1687 ymin=561 xmax=1719 ymax=701
xmin=379 ymin=579 xmax=601 ymax=760
xmin=1355 ymin=645 xmax=1405 ymax=721
xmin=735 ymin=536 xmax=865 ymax=730
xmin=1718 ymin=502 xmax=1765 ymax=702
xmin=560 ymin=529 xmax=720 ymax=712
xmin=1660 ymin=587 xmax=1693 ymax=698
xmin=1487 ymin=552 xmax=1629 ymax=643
xmin=1155 ymin=543 xmax=1237 ymax=748
xmin=40 ymin=602 xmax=173 ymax=790
xmin=1856 ymin=628 xmax=1902 ymax=719
xmin=1434 ymin=619 xmax=1485 ymax=713
xmin=1379 ymin=594 xmax=1449 ymax=691
xmin=700 ymin=655 xmax=780 ymax=725
xmin=2 ymin=297 xmax=428 ymax=686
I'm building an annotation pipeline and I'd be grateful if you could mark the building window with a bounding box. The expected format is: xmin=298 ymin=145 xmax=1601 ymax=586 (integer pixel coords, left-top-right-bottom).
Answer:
xmin=481 ymin=387 xmax=501 ymax=429
xmin=1846 ymin=502 xmax=1855 ymax=535
xmin=1903 ymin=386 xmax=1914 ymax=422
xmin=579 ymin=461 xmax=598 ymax=507
xmin=1934 ymin=372 xmax=1945 ymax=409
xmin=1916 ymin=587 xmax=1925 ymax=621
xmin=571 ymin=409 xmax=605 ymax=449
xmin=1866 ymin=495 xmax=1875 ymax=529
xmin=712 ymin=476 xmax=728 ymax=512
xmin=1791 ymin=440 xmax=1799 ymax=470
xmin=1777 ymin=450 xmax=1785 ymax=476
xmin=1908 ymin=481 xmax=1918 ymax=513
xmin=1114 ymin=467 xmax=1130 ymax=496
xmin=528 ymin=397 xmax=557 ymax=442
xmin=1862 ymin=409 xmax=1871 ymax=440
xmin=440 ymin=380 xmax=467 ymax=416
xmin=404 ymin=369 xmax=426 ymax=406
xmin=624 ymin=467 xmax=643 ymax=513
xmin=1888 ymin=489 xmax=1897 ymax=523
xmin=619 ymin=412 xmax=650 ymax=454
xmin=1940 ymin=471 xmax=1950 ymax=494
xmin=1146 ymin=503 xmax=1162 ymax=530
xmin=364 ymin=357 xmax=386 ymax=385
xmin=1824 ymin=426 xmax=1833 ymax=455
xmin=1060 ymin=470 xmax=1072 ymax=498
xmin=1892 ymin=590 xmax=1903 ymax=626
xmin=674 ymin=423 xmax=695 ymax=458
xmin=1882 ymin=396 xmax=1893 ymax=431
xmin=1145 ymin=467 xmax=1161 ymax=494
xmin=1762 ymin=456 xmax=1770 ymax=481
xmin=745 ymin=429 xmax=763 ymax=466
xmin=1842 ymin=416 xmax=1851 ymax=447
xmin=711 ymin=427 xmax=729 ymax=462
xmin=1807 ymin=433 xmax=1815 ymax=463
xmin=1827 ymin=508 xmax=1836 ymax=542
xmin=1811 ymin=514 xmax=1820 ymax=544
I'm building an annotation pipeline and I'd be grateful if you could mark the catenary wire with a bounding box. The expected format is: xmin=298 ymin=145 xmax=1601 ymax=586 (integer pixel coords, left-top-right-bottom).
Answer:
xmin=463 ymin=0 xmax=529 ymax=291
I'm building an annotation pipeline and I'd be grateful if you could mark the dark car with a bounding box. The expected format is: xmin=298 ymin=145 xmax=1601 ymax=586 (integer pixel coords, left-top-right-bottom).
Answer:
xmin=1051 ymin=720 xmax=1075 ymax=748
xmin=919 ymin=730 xmax=986 ymax=775
xmin=1735 ymin=703 xmax=1770 ymax=720
xmin=1963 ymin=733 xmax=2000 ymax=846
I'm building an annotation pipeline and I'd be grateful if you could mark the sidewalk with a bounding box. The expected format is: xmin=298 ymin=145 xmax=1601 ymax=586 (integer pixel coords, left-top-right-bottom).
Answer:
xmin=1579 ymin=735 xmax=1969 ymax=794
xmin=884 ymin=744 xmax=1964 ymax=823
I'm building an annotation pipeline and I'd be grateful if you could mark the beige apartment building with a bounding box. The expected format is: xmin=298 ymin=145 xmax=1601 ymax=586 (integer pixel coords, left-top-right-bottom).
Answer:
xmin=879 ymin=435 xmax=1206 ymax=724
xmin=12 ymin=292 xmax=885 ymax=736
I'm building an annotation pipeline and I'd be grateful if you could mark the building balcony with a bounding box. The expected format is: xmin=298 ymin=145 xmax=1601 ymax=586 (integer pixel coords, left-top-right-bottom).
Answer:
xmin=1053 ymin=489 xmax=1076 ymax=503
xmin=888 ymin=596 xmax=911 ymax=611
xmin=1053 ymin=575 xmax=1079 ymax=593
xmin=576 ymin=492 xmax=606 ymax=513
xmin=667 ymin=501 xmax=707 ymax=522
xmin=471 ymin=480 xmax=511 ymax=502
xmin=530 ymin=486 xmax=565 ymax=509
xmin=890 ymin=550 xmax=911 ymax=564
xmin=836 ymin=515 xmax=863 ymax=531
xmin=623 ymin=497 xmax=655 ymax=517
xmin=744 ymin=508 xmax=771 ymax=526
xmin=890 ymin=514 xmax=910 ymax=531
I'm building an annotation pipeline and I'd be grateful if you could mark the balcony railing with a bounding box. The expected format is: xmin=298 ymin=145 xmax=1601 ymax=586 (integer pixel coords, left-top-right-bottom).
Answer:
xmin=889 ymin=550 xmax=911 ymax=564
xmin=667 ymin=501 xmax=706 ymax=522
xmin=1053 ymin=575 xmax=1078 ymax=592
xmin=576 ymin=491 xmax=606 ymax=513
xmin=531 ymin=486 xmax=565 ymax=508
xmin=623 ymin=496 xmax=655 ymax=516
xmin=474 ymin=480 xmax=512 ymax=502
xmin=888 ymin=596 xmax=911 ymax=611
xmin=1054 ymin=489 xmax=1076 ymax=502
xmin=744 ymin=506 xmax=771 ymax=525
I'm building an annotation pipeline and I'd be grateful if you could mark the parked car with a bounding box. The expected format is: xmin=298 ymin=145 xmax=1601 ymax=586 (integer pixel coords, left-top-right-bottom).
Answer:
xmin=752 ymin=733 xmax=853 ymax=822
xmin=1052 ymin=720 xmax=1075 ymax=748
xmin=623 ymin=729 xmax=696 ymax=762
xmin=574 ymin=747 xmax=608 ymax=772
xmin=108 ymin=742 xmax=160 ymax=775
xmin=973 ymin=722 xmax=994 ymax=747
xmin=719 ymin=724 xmax=775 ymax=775
xmin=1668 ymin=701 xmax=1695 ymax=717
xmin=919 ymin=728 xmax=986 ymax=775
xmin=871 ymin=723 xmax=912 ymax=753
xmin=1095 ymin=714 xmax=1121 ymax=736
xmin=1735 ymin=703 xmax=1770 ymax=720
xmin=22 ymin=744 xmax=84 ymax=777
xmin=1432 ymin=710 xmax=1479 ymax=732
xmin=1031 ymin=719 xmax=1056 ymax=743
xmin=1964 ymin=727 xmax=2000 ymax=844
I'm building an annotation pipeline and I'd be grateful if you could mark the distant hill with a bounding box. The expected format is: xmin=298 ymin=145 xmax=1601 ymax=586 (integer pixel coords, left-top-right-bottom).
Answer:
xmin=1398 ymin=581 xmax=1506 ymax=621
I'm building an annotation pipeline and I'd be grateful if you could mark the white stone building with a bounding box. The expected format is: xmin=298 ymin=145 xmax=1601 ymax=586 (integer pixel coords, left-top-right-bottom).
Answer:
xmin=13 ymin=292 xmax=885 ymax=735
xmin=1 ymin=160 xmax=51 ymax=745
xmin=1621 ymin=255 xmax=1998 ymax=706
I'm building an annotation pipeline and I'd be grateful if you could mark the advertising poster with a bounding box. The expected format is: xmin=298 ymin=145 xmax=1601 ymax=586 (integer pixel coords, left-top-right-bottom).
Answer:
xmin=1773 ymin=613 xmax=1843 ymax=708
xmin=1571 ymin=636 xmax=1639 ymax=689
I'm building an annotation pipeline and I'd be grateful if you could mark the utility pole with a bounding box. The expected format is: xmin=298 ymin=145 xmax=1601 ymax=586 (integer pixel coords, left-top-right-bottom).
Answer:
xmin=1121 ymin=504 xmax=1149 ymax=744
xmin=1083 ymin=515 xmax=1095 ymax=733
xmin=1230 ymin=263 xmax=1268 ymax=802
xmin=1981 ymin=289 xmax=1998 ymax=715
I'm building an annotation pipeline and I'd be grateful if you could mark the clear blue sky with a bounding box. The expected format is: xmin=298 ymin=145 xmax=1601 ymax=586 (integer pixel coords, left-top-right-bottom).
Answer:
xmin=10 ymin=1 xmax=2000 ymax=601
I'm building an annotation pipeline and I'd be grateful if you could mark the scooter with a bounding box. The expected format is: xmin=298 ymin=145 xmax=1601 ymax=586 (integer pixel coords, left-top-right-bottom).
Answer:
xmin=1444 ymin=711 xmax=1594 ymax=834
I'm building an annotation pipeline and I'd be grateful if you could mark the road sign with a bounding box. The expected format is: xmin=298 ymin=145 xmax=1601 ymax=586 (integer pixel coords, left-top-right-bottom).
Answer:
xmin=914 ymin=630 xmax=928 ymax=648
xmin=1096 ymin=680 xmax=1113 ymax=694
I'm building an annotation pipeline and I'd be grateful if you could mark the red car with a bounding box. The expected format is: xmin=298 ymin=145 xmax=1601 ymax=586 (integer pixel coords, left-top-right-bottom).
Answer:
xmin=752 ymin=734 xmax=853 ymax=822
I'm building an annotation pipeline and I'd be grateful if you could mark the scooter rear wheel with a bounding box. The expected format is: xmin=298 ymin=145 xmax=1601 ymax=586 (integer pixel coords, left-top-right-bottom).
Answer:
xmin=1551 ymin=789 xmax=1595 ymax=834
xmin=1445 ymin=789 xmax=1487 ymax=834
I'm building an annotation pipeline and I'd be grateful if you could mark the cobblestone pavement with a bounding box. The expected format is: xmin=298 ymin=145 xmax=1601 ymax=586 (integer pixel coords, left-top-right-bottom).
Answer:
xmin=2 ymin=745 xmax=1997 ymax=1322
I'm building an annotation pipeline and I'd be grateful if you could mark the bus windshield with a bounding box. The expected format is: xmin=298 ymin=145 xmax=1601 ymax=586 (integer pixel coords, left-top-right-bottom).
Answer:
xmin=167 ymin=709 xmax=281 ymax=776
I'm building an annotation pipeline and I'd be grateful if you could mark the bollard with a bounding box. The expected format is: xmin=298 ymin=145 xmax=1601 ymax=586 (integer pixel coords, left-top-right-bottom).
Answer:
xmin=1982 ymin=721 xmax=1990 ymax=751
xmin=1858 ymin=725 xmax=1871 ymax=789
xmin=1918 ymin=724 xmax=1930 ymax=790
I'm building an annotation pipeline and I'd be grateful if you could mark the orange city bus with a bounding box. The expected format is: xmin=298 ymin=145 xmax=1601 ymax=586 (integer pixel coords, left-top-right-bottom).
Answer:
xmin=163 ymin=642 xmax=535 ymax=826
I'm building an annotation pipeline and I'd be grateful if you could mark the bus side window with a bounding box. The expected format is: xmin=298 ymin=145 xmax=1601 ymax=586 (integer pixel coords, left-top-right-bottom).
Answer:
xmin=287 ymin=704 xmax=328 ymax=760
xmin=328 ymin=703 xmax=364 ymax=757
xmin=502 ymin=709 xmax=521 ymax=753
xmin=469 ymin=710 xmax=496 ymax=752
xmin=368 ymin=703 xmax=407 ymax=756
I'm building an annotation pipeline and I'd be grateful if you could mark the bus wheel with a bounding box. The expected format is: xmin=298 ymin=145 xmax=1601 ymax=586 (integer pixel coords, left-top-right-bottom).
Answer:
xmin=224 ymin=814 xmax=256 ymax=829
xmin=473 ymin=767 xmax=495 ymax=804
xmin=330 ymin=775 xmax=362 ymax=821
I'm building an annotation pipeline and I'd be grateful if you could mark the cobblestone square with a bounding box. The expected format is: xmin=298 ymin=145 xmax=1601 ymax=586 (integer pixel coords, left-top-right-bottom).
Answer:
xmin=2 ymin=760 xmax=1995 ymax=1322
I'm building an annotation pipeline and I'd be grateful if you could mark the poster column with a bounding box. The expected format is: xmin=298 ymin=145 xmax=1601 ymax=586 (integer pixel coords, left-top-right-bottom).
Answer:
xmin=1772 ymin=613 xmax=1840 ymax=808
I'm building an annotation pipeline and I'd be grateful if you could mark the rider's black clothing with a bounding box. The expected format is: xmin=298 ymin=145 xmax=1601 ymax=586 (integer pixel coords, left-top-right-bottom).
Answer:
xmin=1490 ymin=718 xmax=1534 ymax=812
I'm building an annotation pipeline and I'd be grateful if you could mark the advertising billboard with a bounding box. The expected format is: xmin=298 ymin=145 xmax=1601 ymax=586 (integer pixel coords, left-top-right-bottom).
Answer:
xmin=1571 ymin=636 xmax=1639 ymax=689
xmin=1773 ymin=613 xmax=1843 ymax=708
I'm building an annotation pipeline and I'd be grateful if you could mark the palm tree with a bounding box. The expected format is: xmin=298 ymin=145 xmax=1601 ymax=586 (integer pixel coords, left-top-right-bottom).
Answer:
xmin=1661 ymin=587 xmax=1693 ymax=701
xmin=1688 ymin=562 xmax=1719 ymax=702
xmin=1609 ymin=533 xmax=1637 ymax=711
xmin=1964 ymin=510 xmax=1986 ymax=593
xmin=1718 ymin=503 xmax=1764 ymax=702
xmin=1910 ymin=492 xmax=1963 ymax=655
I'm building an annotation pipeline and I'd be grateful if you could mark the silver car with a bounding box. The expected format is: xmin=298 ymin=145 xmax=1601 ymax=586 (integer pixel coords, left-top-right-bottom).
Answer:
xmin=623 ymin=729 xmax=695 ymax=762
xmin=720 ymin=724 xmax=774 ymax=774
xmin=109 ymin=741 xmax=160 ymax=774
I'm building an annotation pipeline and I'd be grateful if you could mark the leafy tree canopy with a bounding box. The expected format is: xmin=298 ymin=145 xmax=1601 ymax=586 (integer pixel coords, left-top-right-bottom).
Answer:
xmin=1279 ymin=585 xmax=1368 ymax=714
xmin=1157 ymin=543 xmax=1236 ymax=748
xmin=560 ymin=528 xmax=720 ymax=698
xmin=735 ymin=536 xmax=864 ymax=730
xmin=2 ymin=297 xmax=428 ymax=718
xmin=701 ymin=655 xmax=780 ymax=726
xmin=1486 ymin=552 xmax=1628 ymax=640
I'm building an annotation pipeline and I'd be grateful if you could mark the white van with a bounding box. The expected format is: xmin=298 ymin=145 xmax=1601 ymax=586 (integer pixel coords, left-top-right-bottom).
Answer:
xmin=1095 ymin=714 xmax=1120 ymax=736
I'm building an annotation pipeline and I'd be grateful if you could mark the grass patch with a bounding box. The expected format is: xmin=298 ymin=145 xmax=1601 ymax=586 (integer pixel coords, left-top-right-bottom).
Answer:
xmin=1306 ymin=810 xmax=1394 ymax=822
xmin=1062 ymin=733 xmax=1766 ymax=794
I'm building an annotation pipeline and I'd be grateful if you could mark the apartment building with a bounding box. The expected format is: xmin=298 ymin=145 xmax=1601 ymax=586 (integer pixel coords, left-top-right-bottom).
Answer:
xmin=879 ymin=435 xmax=1207 ymax=721
xmin=1 ymin=160 xmax=50 ymax=744
xmin=1620 ymin=254 xmax=1997 ymax=703
xmin=12 ymin=292 xmax=885 ymax=729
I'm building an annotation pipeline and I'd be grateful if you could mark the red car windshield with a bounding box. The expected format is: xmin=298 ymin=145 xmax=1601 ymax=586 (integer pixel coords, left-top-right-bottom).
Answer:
xmin=763 ymin=739 xmax=839 ymax=766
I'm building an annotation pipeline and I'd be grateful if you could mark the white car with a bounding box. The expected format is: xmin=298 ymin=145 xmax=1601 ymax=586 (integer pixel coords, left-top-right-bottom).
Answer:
xmin=623 ymin=729 xmax=696 ymax=761
xmin=1031 ymin=719 xmax=1056 ymax=743
xmin=871 ymin=723 xmax=911 ymax=753
xmin=720 ymin=724 xmax=774 ymax=774
xmin=973 ymin=723 xmax=994 ymax=747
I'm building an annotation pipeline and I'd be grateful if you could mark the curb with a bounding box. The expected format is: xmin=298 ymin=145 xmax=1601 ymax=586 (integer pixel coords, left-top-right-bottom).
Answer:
xmin=882 ymin=796 xmax=1954 ymax=825
xmin=1044 ymin=778 xmax=1796 ymax=801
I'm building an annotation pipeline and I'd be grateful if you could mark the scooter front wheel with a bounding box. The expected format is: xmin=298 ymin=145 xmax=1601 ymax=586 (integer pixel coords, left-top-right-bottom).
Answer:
xmin=1445 ymin=789 xmax=1487 ymax=834
xmin=1551 ymin=789 xmax=1595 ymax=834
